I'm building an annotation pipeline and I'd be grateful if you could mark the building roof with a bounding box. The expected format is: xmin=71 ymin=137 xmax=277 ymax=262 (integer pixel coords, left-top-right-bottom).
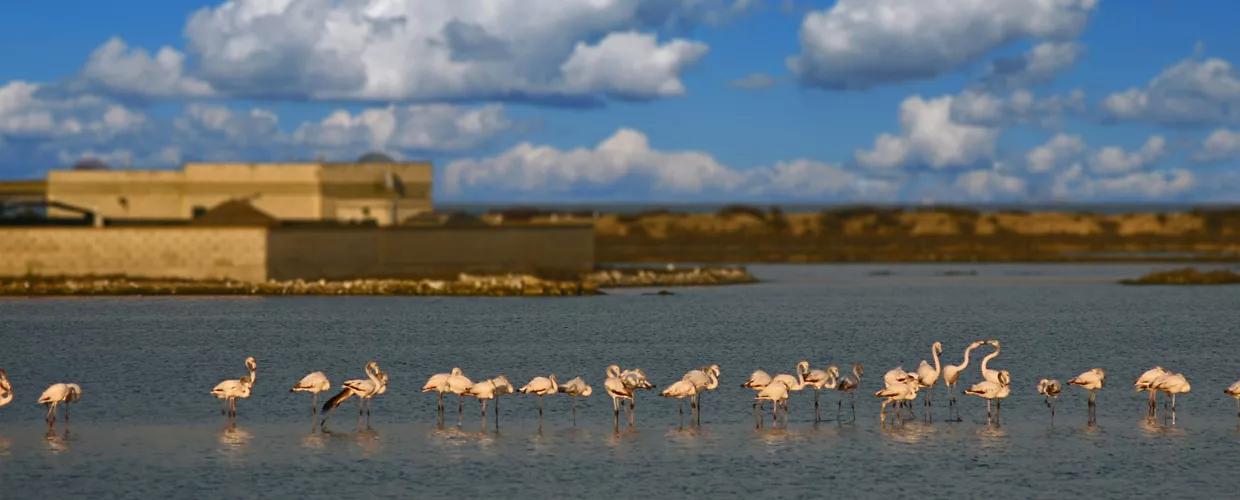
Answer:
xmin=190 ymin=199 xmax=278 ymax=227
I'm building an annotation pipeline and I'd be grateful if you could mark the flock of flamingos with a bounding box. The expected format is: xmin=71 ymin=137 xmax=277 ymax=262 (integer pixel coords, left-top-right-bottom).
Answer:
xmin=6 ymin=339 xmax=1240 ymax=432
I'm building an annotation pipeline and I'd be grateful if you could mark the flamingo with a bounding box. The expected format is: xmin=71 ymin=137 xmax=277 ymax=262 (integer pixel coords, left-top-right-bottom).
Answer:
xmin=212 ymin=375 xmax=253 ymax=418
xmin=446 ymin=369 xmax=474 ymax=427
xmin=964 ymin=370 xmax=1010 ymax=427
xmin=659 ymin=379 xmax=698 ymax=427
xmin=804 ymin=364 xmax=840 ymax=422
xmin=883 ymin=367 xmax=919 ymax=420
xmin=1068 ymin=368 xmax=1106 ymax=425
xmin=1151 ymin=372 xmax=1191 ymax=424
xmin=1225 ymin=380 xmax=1240 ymax=422
xmin=741 ymin=369 xmax=773 ymax=424
xmin=755 ymin=380 xmax=791 ymax=428
xmin=557 ymin=376 xmax=593 ymax=426
xmin=875 ymin=375 xmax=918 ymax=426
xmin=980 ymin=340 xmax=1002 ymax=384
xmin=767 ymin=362 xmax=808 ymax=424
xmin=0 ymin=369 xmax=12 ymax=408
xmin=519 ymin=374 xmax=559 ymax=427
xmin=38 ymin=383 xmax=82 ymax=429
xmin=290 ymin=371 xmax=331 ymax=415
xmin=320 ymin=362 xmax=384 ymax=429
xmin=1134 ymin=366 xmax=1169 ymax=417
xmin=682 ymin=364 xmax=720 ymax=425
xmin=467 ymin=377 xmax=502 ymax=431
xmin=836 ymin=364 xmax=864 ymax=421
xmin=941 ymin=340 xmax=985 ymax=421
xmin=916 ymin=342 xmax=944 ymax=417
xmin=422 ymin=367 xmax=463 ymax=423
xmin=620 ymin=368 xmax=655 ymax=427
xmin=1036 ymin=378 xmax=1062 ymax=424
xmin=604 ymin=365 xmax=634 ymax=430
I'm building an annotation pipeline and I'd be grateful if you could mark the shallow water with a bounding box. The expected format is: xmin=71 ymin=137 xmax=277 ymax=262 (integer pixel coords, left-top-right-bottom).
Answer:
xmin=2 ymin=263 xmax=1239 ymax=499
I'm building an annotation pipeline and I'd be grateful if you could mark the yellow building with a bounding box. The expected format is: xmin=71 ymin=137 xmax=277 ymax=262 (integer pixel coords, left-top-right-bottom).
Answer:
xmin=29 ymin=155 xmax=432 ymax=225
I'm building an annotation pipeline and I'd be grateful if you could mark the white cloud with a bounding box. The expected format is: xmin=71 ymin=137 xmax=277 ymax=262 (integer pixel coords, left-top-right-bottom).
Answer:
xmin=1 ymin=83 xmax=518 ymax=175
xmin=441 ymin=127 xmax=900 ymax=200
xmin=1101 ymin=53 xmax=1240 ymax=127
xmin=1088 ymin=135 xmax=1166 ymax=174
xmin=950 ymin=88 xmax=1086 ymax=127
xmin=293 ymin=104 xmax=513 ymax=153
xmin=979 ymin=41 xmax=1084 ymax=90
xmin=787 ymin=0 xmax=1098 ymax=89
xmin=1056 ymin=168 xmax=1196 ymax=200
xmin=954 ymin=168 xmax=1028 ymax=200
xmin=855 ymin=95 xmax=998 ymax=170
xmin=1025 ymin=133 xmax=1085 ymax=173
xmin=1192 ymin=129 xmax=1240 ymax=163
xmin=74 ymin=0 xmax=742 ymax=103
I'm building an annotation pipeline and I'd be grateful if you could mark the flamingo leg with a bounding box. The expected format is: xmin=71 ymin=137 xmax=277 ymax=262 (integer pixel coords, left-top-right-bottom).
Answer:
xmin=1050 ymin=397 xmax=1057 ymax=426
xmin=613 ymin=397 xmax=620 ymax=431
xmin=629 ymin=399 xmax=635 ymax=428
xmin=481 ymin=399 xmax=488 ymax=432
xmin=678 ymin=399 xmax=684 ymax=428
xmin=849 ymin=392 xmax=856 ymax=422
xmin=1088 ymin=390 xmax=1096 ymax=425
xmin=572 ymin=395 xmax=577 ymax=427
xmin=986 ymin=399 xmax=992 ymax=427
xmin=458 ymin=394 xmax=464 ymax=427
xmin=312 ymin=392 xmax=319 ymax=416
xmin=495 ymin=396 xmax=501 ymax=431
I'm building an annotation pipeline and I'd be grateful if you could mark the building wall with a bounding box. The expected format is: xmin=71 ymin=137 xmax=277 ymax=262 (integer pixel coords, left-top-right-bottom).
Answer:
xmin=0 ymin=227 xmax=269 ymax=281
xmin=43 ymin=161 xmax=434 ymax=225
xmin=266 ymin=224 xmax=595 ymax=280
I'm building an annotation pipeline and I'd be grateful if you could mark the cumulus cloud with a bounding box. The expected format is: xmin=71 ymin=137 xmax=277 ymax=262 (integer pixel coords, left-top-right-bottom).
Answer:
xmin=0 ymin=83 xmax=518 ymax=176
xmin=441 ymin=128 xmax=901 ymax=200
xmin=71 ymin=0 xmax=744 ymax=104
xmin=1052 ymin=165 xmax=1196 ymax=200
xmin=1025 ymin=133 xmax=1086 ymax=174
xmin=1088 ymin=135 xmax=1166 ymax=174
xmin=978 ymin=42 xmax=1084 ymax=91
xmin=950 ymin=88 xmax=1086 ymax=128
xmin=1101 ymin=52 xmax=1240 ymax=127
xmin=787 ymin=0 xmax=1098 ymax=89
xmin=1192 ymin=129 xmax=1240 ymax=163
xmin=954 ymin=168 xmax=1028 ymax=200
xmin=855 ymin=95 xmax=998 ymax=170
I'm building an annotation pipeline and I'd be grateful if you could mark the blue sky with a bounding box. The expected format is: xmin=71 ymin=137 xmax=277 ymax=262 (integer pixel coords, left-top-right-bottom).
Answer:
xmin=2 ymin=0 xmax=1240 ymax=203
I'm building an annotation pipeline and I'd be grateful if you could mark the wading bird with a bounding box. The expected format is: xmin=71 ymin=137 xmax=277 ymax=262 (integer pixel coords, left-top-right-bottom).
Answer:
xmin=212 ymin=375 xmax=253 ymax=418
xmin=942 ymin=340 xmax=985 ymax=421
xmin=1068 ymin=368 xmax=1106 ymax=425
xmin=756 ymin=380 xmax=791 ymax=428
xmin=604 ymin=365 xmax=634 ymax=430
xmin=38 ymin=383 xmax=82 ymax=429
xmin=1134 ymin=366 xmax=1169 ymax=417
xmin=837 ymin=364 xmax=864 ymax=422
xmin=422 ymin=367 xmax=463 ymax=424
xmin=741 ymin=369 xmax=773 ymax=425
xmin=519 ymin=374 xmax=559 ymax=427
xmin=875 ymin=373 xmax=918 ymax=426
xmin=682 ymin=364 xmax=720 ymax=425
xmin=965 ymin=370 xmax=1011 ymax=427
xmin=917 ymin=342 xmax=944 ymax=417
xmin=558 ymin=376 xmax=593 ymax=426
xmin=804 ymin=364 xmax=840 ymax=422
xmin=1036 ymin=378 xmax=1062 ymax=424
xmin=980 ymin=340 xmax=1002 ymax=384
xmin=1151 ymin=372 xmax=1191 ymax=424
xmin=446 ymin=369 xmax=474 ymax=427
xmin=320 ymin=362 xmax=384 ymax=429
xmin=0 ymin=369 xmax=12 ymax=408
xmin=290 ymin=371 xmax=331 ymax=416
xmin=620 ymin=368 xmax=655 ymax=428
xmin=659 ymin=379 xmax=698 ymax=427
xmin=1225 ymin=380 xmax=1240 ymax=422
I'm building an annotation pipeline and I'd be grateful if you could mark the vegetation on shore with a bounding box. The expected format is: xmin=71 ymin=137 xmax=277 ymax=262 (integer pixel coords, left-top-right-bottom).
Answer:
xmin=1119 ymin=267 xmax=1240 ymax=285
xmin=0 ymin=266 xmax=758 ymax=297
xmin=486 ymin=205 xmax=1240 ymax=263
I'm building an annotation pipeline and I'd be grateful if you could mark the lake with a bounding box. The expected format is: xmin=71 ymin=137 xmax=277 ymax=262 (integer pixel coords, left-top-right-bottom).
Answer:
xmin=2 ymin=263 xmax=1239 ymax=499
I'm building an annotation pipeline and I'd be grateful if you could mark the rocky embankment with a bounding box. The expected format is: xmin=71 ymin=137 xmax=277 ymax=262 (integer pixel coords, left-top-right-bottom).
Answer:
xmin=582 ymin=266 xmax=757 ymax=287
xmin=0 ymin=266 xmax=757 ymax=296
xmin=1119 ymin=267 xmax=1240 ymax=285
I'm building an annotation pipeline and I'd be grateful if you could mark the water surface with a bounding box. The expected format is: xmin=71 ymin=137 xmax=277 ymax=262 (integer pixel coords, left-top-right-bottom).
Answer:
xmin=2 ymin=263 xmax=1238 ymax=499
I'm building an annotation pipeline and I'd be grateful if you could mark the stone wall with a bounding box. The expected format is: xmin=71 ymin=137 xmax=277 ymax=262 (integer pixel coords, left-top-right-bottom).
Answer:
xmin=0 ymin=227 xmax=269 ymax=281
xmin=266 ymin=224 xmax=595 ymax=281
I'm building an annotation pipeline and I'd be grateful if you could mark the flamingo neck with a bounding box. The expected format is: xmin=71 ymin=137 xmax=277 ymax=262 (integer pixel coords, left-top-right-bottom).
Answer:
xmin=366 ymin=366 xmax=380 ymax=386
xmin=931 ymin=347 xmax=941 ymax=374
xmin=705 ymin=372 xmax=719 ymax=390
xmin=981 ymin=348 xmax=999 ymax=374
xmin=957 ymin=344 xmax=978 ymax=370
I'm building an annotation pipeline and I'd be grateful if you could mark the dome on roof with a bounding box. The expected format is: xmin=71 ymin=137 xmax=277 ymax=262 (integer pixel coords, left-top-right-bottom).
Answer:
xmin=356 ymin=151 xmax=395 ymax=163
xmin=72 ymin=158 xmax=108 ymax=170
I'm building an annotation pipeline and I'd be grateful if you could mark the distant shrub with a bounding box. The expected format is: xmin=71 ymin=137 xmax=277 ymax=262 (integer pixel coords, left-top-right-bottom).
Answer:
xmin=717 ymin=204 xmax=766 ymax=219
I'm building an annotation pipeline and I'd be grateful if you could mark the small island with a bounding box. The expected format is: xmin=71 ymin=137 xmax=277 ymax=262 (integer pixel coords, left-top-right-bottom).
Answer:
xmin=1119 ymin=267 xmax=1240 ymax=285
